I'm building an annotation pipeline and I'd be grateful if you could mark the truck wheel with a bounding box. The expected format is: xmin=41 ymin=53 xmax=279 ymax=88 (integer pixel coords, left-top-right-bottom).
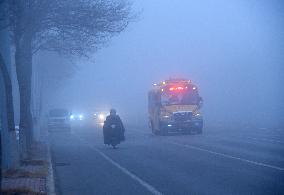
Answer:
xmin=184 ymin=129 xmax=192 ymax=135
xmin=197 ymin=127 xmax=203 ymax=134
xmin=151 ymin=122 xmax=158 ymax=135
xmin=160 ymin=128 xmax=168 ymax=136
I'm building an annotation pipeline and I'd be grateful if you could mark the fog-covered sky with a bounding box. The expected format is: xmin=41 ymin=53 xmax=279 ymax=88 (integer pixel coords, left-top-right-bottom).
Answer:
xmin=53 ymin=0 xmax=284 ymax=126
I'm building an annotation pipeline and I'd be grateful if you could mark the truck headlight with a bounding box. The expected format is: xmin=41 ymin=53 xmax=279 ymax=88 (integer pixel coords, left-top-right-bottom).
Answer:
xmin=160 ymin=114 xmax=172 ymax=121
xmin=193 ymin=112 xmax=202 ymax=119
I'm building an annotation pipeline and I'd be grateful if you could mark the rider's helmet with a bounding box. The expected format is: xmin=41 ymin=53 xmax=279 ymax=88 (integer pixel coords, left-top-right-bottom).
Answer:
xmin=110 ymin=108 xmax=117 ymax=116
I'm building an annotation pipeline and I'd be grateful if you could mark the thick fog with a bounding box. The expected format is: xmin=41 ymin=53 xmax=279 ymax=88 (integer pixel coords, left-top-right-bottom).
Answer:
xmin=46 ymin=0 xmax=284 ymax=128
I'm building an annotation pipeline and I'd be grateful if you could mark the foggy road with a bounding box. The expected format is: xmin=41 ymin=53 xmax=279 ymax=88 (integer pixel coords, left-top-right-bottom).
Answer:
xmin=50 ymin=122 xmax=284 ymax=195
xmin=1 ymin=1 xmax=283 ymax=195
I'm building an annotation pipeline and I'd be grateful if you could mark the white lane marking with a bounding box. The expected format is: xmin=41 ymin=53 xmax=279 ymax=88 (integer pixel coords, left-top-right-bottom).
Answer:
xmin=169 ymin=141 xmax=284 ymax=171
xmin=129 ymin=127 xmax=284 ymax=144
xmin=259 ymin=127 xmax=267 ymax=130
xmin=76 ymin=137 xmax=163 ymax=195
xmin=242 ymin=136 xmax=284 ymax=144
xmin=206 ymin=134 xmax=284 ymax=145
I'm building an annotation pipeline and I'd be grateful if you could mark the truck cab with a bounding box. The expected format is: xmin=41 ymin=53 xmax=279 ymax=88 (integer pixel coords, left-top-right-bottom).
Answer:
xmin=148 ymin=79 xmax=203 ymax=135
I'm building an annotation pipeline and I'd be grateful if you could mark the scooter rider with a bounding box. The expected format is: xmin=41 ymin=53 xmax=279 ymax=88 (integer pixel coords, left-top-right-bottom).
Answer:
xmin=103 ymin=109 xmax=125 ymax=145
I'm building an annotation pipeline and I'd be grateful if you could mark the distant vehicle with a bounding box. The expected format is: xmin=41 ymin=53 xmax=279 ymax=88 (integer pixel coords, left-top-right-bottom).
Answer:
xmin=93 ymin=111 xmax=108 ymax=123
xmin=148 ymin=79 xmax=203 ymax=135
xmin=47 ymin=109 xmax=71 ymax=131
xmin=70 ymin=113 xmax=84 ymax=121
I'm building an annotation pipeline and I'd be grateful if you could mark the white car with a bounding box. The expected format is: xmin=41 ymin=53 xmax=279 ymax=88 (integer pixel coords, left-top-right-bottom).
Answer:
xmin=48 ymin=109 xmax=71 ymax=131
xmin=70 ymin=113 xmax=84 ymax=121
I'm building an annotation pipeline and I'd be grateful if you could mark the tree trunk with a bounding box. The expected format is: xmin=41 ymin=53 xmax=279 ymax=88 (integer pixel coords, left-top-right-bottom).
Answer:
xmin=0 ymin=53 xmax=15 ymax=133
xmin=15 ymin=34 xmax=33 ymax=159
xmin=0 ymin=126 xmax=2 ymax=188
xmin=0 ymin=52 xmax=19 ymax=168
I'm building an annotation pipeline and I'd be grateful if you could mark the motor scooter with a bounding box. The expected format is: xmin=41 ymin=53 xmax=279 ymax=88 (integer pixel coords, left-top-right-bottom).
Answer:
xmin=108 ymin=124 xmax=120 ymax=149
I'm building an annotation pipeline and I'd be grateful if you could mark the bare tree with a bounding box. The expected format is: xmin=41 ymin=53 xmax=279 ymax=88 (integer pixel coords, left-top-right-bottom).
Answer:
xmin=0 ymin=0 xmax=19 ymax=170
xmin=0 ymin=52 xmax=19 ymax=171
xmin=5 ymin=0 xmax=133 ymax=158
xmin=0 ymin=53 xmax=15 ymax=136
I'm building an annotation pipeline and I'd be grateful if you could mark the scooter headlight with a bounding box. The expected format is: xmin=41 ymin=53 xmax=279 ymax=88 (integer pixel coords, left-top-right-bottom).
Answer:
xmin=99 ymin=114 xmax=105 ymax=120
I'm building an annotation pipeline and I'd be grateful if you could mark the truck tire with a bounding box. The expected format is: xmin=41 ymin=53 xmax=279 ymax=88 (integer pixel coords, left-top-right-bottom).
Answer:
xmin=160 ymin=127 xmax=168 ymax=136
xmin=196 ymin=127 xmax=203 ymax=134
xmin=151 ymin=121 xmax=159 ymax=135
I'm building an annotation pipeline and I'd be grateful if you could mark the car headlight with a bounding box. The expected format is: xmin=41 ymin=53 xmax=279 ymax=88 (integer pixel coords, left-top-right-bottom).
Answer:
xmin=79 ymin=114 xmax=83 ymax=120
xmin=70 ymin=115 xmax=74 ymax=119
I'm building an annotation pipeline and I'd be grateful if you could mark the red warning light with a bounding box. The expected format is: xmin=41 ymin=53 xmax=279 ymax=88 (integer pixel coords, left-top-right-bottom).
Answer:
xmin=169 ymin=86 xmax=185 ymax=91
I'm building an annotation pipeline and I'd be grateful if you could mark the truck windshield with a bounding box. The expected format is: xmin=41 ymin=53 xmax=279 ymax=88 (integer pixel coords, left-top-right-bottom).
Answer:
xmin=49 ymin=109 xmax=69 ymax=117
xmin=161 ymin=91 xmax=199 ymax=105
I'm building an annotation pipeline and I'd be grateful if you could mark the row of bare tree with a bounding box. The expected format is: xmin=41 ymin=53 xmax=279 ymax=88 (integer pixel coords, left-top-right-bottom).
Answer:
xmin=0 ymin=0 xmax=133 ymax=169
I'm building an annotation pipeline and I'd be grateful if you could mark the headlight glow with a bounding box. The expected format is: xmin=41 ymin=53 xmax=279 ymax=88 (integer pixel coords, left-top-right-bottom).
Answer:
xmin=193 ymin=112 xmax=202 ymax=119
xmin=161 ymin=114 xmax=172 ymax=120
xmin=99 ymin=114 xmax=105 ymax=120
xmin=70 ymin=115 xmax=74 ymax=119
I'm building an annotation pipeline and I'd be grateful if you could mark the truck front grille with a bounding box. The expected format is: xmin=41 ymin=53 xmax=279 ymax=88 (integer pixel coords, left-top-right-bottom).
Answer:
xmin=173 ymin=112 xmax=192 ymax=122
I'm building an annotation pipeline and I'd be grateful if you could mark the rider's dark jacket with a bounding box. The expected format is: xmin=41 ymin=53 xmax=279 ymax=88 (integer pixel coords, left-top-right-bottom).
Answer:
xmin=103 ymin=115 xmax=125 ymax=144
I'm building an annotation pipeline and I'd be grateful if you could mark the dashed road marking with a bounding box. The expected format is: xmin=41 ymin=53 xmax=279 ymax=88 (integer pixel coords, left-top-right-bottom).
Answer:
xmin=169 ymin=141 xmax=284 ymax=171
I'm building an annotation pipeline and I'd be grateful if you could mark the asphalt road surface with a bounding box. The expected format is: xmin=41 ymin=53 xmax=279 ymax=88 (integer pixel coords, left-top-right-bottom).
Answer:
xmin=50 ymin=121 xmax=284 ymax=195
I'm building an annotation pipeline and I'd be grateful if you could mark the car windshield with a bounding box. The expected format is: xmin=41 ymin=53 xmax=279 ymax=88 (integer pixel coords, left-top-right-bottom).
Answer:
xmin=49 ymin=109 xmax=69 ymax=117
xmin=161 ymin=91 xmax=199 ymax=105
